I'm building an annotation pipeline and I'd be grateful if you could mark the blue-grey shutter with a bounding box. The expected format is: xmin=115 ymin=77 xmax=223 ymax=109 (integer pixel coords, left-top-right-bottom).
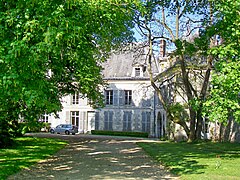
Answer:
xmin=104 ymin=90 xmax=107 ymax=105
xmin=128 ymin=112 xmax=132 ymax=131
xmin=109 ymin=111 xmax=113 ymax=130
xmin=104 ymin=111 xmax=108 ymax=130
xmin=130 ymin=90 xmax=134 ymax=107
xmin=95 ymin=112 xmax=99 ymax=130
xmin=123 ymin=112 xmax=127 ymax=131
xmin=119 ymin=90 xmax=124 ymax=105
xmin=142 ymin=112 xmax=146 ymax=132
xmin=147 ymin=112 xmax=151 ymax=133
xmin=113 ymin=90 xmax=118 ymax=106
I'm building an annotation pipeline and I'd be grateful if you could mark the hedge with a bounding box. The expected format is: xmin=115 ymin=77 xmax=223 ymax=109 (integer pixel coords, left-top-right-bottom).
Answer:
xmin=91 ymin=130 xmax=148 ymax=138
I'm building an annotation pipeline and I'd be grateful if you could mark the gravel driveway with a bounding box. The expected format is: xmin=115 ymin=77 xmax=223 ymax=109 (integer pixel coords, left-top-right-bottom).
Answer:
xmin=8 ymin=133 xmax=178 ymax=180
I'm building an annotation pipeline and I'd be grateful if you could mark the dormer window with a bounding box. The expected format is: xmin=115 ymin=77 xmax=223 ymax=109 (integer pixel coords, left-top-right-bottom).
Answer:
xmin=132 ymin=64 xmax=144 ymax=77
xmin=135 ymin=67 xmax=141 ymax=77
xmin=72 ymin=92 xmax=79 ymax=104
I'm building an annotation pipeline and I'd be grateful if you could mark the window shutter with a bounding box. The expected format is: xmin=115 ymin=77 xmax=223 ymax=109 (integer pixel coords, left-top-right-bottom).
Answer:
xmin=119 ymin=90 xmax=124 ymax=105
xmin=142 ymin=112 xmax=146 ymax=132
xmin=95 ymin=112 xmax=99 ymax=130
xmin=104 ymin=90 xmax=107 ymax=105
xmin=69 ymin=95 xmax=72 ymax=105
xmin=113 ymin=90 xmax=118 ymax=106
xmin=109 ymin=111 xmax=113 ymax=130
xmin=128 ymin=112 xmax=132 ymax=131
xmin=123 ymin=112 xmax=127 ymax=131
xmin=104 ymin=111 xmax=108 ymax=130
xmin=147 ymin=112 xmax=151 ymax=133
xmin=66 ymin=111 xmax=70 ymax=123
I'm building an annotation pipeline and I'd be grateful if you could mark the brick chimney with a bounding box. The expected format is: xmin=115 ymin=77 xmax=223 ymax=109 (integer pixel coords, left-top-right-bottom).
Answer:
xmin=160 ymin=39 xmax=166 ymax=57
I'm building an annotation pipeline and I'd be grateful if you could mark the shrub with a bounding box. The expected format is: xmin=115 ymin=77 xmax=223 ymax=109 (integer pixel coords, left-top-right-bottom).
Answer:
xmin=0 ymin=135 xmax=13 ymax=148
xmin=21 ymin=122 xmax=51 ymax=133
xmin=91 ymin=130 xmax=148 ymax=138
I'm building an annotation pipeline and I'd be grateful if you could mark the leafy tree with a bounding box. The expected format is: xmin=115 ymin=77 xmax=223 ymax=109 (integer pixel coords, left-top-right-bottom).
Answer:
xmin=134 ymin=0 xmax=216 ymax=141
xmin=203 ymin=0 xmax=240 ymax=134
xmin=0 ymin=0 xmax=140 ymax=145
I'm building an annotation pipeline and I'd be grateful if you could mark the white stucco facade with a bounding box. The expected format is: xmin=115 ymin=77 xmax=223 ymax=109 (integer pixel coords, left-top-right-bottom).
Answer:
xmin=45 ymin=78 xmax=166 ymax=137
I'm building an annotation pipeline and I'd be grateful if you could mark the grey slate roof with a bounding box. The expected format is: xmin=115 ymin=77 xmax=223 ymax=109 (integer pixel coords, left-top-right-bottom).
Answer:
xmin=102 ymin=45 xmax=155 ymax=80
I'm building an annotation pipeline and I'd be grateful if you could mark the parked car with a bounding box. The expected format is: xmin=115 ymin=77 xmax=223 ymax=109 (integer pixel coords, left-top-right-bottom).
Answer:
xmin=50 ymin=124 xmax=78 ymax=135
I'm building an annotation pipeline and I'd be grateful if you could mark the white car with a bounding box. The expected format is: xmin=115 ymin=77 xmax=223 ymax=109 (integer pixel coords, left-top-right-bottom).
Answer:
xmin=50 ymin=124 xmax=78 ymax=135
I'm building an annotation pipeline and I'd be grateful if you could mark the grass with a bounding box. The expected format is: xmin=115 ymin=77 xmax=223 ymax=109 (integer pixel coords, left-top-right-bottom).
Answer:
xmin=138 ymin=141 xmax=240 ymax=180
xmin=0 ymin=137 xmax=67 ymax=179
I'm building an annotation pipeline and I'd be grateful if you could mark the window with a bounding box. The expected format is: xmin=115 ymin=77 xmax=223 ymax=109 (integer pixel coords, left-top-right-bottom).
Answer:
xmin=123 ymin=111 xmax=132 ymax=131
xmin=71 ymin=111 xmax=86 ymax=130
xmin=71 ymin=111 xmax=79 ymax=128
xmin=142 ymin=112 xmax=151 ymax=133
xmin=135 ymin=67 xmax=141 ymax=77
xmin=104 ymin=111 xmax=113 ymax=130
xmin=105 ymin=90 xmax=113 ymax=105
xmin=40 ymin=114 xmax=49 ymax=123
xmin=72 ymin=92 xmax=79 ymax=104
xmin=124 ymin=90 xmax=132 ymax=105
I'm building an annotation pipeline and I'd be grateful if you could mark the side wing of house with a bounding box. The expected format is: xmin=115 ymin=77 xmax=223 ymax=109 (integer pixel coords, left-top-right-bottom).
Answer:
xmin=94 ymin=79 xmax=166 ymax=137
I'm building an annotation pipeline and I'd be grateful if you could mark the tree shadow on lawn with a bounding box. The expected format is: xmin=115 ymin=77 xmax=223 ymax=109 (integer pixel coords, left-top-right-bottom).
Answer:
xmin=0 ymin=137 xmax=66 ymax=179
xmin=137 ymin=141 xmax=240 ymax=176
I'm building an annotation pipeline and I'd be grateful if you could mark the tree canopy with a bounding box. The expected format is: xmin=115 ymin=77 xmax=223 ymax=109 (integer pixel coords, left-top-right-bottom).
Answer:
xmin=134 ymin=0 xmax=214 ymax=141
xmin=0 ymin=0 xmax=140 ymax=143
xmin=203 ymin=0 xmax=240 ymax=124
xmin=134 ymin=0 xmax=239 ymax=141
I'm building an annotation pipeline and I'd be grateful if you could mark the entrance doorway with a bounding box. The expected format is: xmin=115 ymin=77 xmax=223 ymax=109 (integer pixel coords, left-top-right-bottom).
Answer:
xmin=71 ymin=111 xmax=86 ymax=133
xmin=156 ymin=111 xmax=165 ymax=138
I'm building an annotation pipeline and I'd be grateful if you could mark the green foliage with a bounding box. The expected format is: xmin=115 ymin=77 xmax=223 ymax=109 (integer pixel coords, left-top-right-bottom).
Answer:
xmin=0 ymin=0 xmax=141 ymax=144
xmin=204 ymin=62 xmax=240 ymax=123
xmin=204 ymin=0 xmax=240 ymax=124
xmin=168 ymin=103 xmax=189 ymax=123
xmin=0 ymin=137 xmax=67 ymax=179
xmin=19 ymin=122 xmax=51 ymax=133
xmin=189 ymin=98 xmax=201 ymax=111
xmin=138 ymin=141 xmax=240 ymax=179
xmin=91 ymin=130 xmax=149 ymax=138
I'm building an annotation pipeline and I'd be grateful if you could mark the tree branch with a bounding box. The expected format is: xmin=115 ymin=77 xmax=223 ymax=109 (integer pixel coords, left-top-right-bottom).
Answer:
xmin=161 ymin=8 xmax=175 ymax=41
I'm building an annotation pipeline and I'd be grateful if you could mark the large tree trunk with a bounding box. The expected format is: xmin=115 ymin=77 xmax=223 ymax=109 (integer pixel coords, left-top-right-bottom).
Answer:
xmin=178 ymin=55 xmax=197 ymax=141
xmin=223 ymin=119 xmax=232 ymax=142
xmin=195 ymin=107 xmax=203 ymax=139
xmin=188 ymin=108 xmax=196 ymax=142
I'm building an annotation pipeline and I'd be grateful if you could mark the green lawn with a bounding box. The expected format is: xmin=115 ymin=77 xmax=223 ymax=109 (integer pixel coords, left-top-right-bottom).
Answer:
xmin=138 ymin=141 xmax=240 ymax=180
xmin=0 ymin=137 xmax=67 ymax=179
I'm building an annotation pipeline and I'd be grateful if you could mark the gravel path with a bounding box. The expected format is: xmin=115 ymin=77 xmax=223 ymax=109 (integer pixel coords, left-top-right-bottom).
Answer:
xmin=8 ymin=133 xmax=179 ymax=180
